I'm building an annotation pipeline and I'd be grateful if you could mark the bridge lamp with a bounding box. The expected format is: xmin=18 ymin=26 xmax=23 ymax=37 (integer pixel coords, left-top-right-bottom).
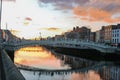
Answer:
xmin=39 ymin=32 xmax=41 ymax=40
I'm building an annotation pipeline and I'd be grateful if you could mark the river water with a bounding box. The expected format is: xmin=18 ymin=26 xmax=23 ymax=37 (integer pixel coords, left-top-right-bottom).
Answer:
xmin=14 ymin=46 xmax=120 ymax=80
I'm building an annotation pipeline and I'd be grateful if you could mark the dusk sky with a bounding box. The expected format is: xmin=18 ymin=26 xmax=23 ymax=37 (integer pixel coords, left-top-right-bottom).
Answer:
xmin=2 ymin=0 xmax=120 ymax=39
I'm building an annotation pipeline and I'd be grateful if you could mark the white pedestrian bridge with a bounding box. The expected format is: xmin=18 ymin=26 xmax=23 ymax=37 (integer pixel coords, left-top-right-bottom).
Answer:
xmin=3 ymin=39 xmax=119 ymax=53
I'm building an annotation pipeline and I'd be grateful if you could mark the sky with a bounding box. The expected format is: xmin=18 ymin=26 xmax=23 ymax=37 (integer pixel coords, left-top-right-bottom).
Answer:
xmin=1 ymin=0 xmax=120 ymax=39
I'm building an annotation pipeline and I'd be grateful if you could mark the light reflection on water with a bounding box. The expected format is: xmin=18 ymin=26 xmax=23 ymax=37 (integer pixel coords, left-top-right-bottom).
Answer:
xmin=14 ymin=46 xmax=120 ymax=80
xmin=14 ymin=46 xmax=71 ymax=70
xmin=14 ymin=46 xmax=101 ymax=80
xmin=20 ymin=69 xmax=101 ymax=80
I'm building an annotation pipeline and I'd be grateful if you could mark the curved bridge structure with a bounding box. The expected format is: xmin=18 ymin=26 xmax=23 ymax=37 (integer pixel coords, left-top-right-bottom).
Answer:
xmin=3 ymin=39 xmax=118 ymax=53
xmin=0 ymin=39 xmax=120 ymax=80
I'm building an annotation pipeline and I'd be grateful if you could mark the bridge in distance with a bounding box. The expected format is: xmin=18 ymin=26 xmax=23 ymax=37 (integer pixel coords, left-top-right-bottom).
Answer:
xmin=3 ymin=39 xmax=119 ymax=53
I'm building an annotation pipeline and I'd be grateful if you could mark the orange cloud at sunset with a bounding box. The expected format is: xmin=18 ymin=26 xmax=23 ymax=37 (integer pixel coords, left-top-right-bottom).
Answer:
xmin=73 ymin=7 xmax=120 ymax=23
xmin=40 ymin=27 xmax=61 ymax=32
xmin=104 ymin=17 xmax=120 ymax=23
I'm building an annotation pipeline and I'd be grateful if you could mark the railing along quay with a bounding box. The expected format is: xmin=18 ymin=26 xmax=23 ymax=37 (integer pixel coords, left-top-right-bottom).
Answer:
xmin=0 ymin=46 xmax=25 ymax=80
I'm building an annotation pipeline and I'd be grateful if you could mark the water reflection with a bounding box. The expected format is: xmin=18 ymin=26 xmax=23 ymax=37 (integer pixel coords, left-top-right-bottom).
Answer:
xmin=15 ymin=46 xmax=98 ymax=70
xmin=53 ymin=52 xmax=98 ymax=69
xmin=19 ymin=64 xmax=120 ymax=80
xmin=71 ymin=70 xmax=100 ymax=80
xmin=15 ymin=46 xmax=70 ymax=70
xmin=15 ymin=46 xmax=120 ymax=80
xmin=20 ymin=70 xmax=101 ymax=80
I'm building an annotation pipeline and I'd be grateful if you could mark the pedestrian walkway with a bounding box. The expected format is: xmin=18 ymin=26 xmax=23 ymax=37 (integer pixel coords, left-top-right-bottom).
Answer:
xmin=0 ymin=46 xmax=25 ymax=80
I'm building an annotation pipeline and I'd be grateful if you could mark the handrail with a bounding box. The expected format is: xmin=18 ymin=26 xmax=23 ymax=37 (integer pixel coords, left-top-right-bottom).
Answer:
xmin=0 ymin=46 xmax=25 ymax=80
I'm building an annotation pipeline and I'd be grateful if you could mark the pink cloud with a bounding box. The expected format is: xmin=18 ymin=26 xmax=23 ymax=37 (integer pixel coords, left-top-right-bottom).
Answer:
xmin=40 ymin=27 xmax=62 ymax=32
xmin=73 ymin=7 xmax=120 ymax=23
xmin=25 ymin=17 xmax=32 ymax=21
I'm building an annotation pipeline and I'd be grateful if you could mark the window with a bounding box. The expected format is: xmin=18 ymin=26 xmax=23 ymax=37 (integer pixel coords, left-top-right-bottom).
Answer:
xmin=112 ymin=39 xmax=114 ymax=43
xmin=117 ymin=39 xmax=119 ymax=43
xmin=117 ymin=34 xmax=119 ymax=37
xmin=115 ymin=39 xmax=116 ymax=43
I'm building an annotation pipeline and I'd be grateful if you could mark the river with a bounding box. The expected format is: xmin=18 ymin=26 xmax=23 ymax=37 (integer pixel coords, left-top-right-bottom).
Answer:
xmin=14 ymin=46 xmax=120 ymax=80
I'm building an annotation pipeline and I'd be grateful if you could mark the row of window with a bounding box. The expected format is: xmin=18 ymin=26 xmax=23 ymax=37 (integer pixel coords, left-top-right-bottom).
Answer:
xmin=112 ymin=39 xmax=120 ymax=43
xmin=112 ymin=34 xmax=119 ymax=37
xmin=112 ymin=30 xmax=120 ymax=33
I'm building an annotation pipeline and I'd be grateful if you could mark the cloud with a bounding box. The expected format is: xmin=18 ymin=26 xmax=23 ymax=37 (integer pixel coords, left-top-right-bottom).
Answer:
xmin=2 ymin=0 xmax=14 ymax=1
xmin=86 ymin=0 xmax=120 ymax=13
xmin=38 ymin=0 xmax=120 ymax=23
xmin=39 ymin=27 xmax=61 ymax=32
xmin=25 ymin=17 xmax=32 ymax=21
xmin=38 ymin=0 xmax=120 ymax=12
xmin=73 ymin=7 xmax=120 ymax=23
xmin=38 ymin=0 xmax=90 ymax=10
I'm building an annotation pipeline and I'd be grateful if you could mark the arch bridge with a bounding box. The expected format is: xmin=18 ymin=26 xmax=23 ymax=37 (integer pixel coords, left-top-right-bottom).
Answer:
xmin=3 ymin=39 xmax=118 ymax=53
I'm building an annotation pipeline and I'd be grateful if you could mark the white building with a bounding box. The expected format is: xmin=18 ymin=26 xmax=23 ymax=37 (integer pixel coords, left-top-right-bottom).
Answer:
xmin=112 ymin=24 xmax=120 ymax=44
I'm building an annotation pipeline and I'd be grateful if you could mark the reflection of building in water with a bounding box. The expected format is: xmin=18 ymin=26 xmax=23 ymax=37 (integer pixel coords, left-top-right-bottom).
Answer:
xmin=15 ymin=46 xmax=120 ymax=80
xmin=99 ymin=66 xmax=110 ymax=80
xmin=109 ymin=66 xmax=120 ymax=80
xmin=53 ymin=52 xmax=98 ymax=69
xmin=54 ymin=52 xmax=120 ymax=80
xmin=71 ymin=58 xmax=96 ymax=69
xmin=98 ymin=65 xmax=120 ymax=80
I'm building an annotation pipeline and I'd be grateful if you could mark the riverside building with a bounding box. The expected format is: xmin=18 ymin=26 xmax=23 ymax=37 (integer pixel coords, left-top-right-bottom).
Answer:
xmin=112 ymin=24 xmax=120 ymax=46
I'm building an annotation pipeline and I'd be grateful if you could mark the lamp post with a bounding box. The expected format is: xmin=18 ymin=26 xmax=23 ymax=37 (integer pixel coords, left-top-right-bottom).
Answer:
xmin=0 ymin=0 xmax=2 ymax=29
xmin=0 ymin=0 xmax=3 ymax=43
xmin=0 ymin=1 xmax=7 ymax=80
xmin=39 ymin=32 xmax=41 ymax=40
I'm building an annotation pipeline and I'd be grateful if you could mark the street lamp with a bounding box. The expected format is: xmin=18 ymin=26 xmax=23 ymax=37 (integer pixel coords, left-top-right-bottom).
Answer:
xmin=0 ymin=0 xmax=2 ymax=29
xmin=39 ymin=32 xmax=41 ymax=40
xmin=0 ymin=0 xmax=2 ymax=43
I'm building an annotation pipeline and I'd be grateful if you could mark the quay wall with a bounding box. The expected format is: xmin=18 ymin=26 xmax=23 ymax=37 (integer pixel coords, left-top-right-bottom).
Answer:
xmin=44 ymin=45 xmax=120 ymax=62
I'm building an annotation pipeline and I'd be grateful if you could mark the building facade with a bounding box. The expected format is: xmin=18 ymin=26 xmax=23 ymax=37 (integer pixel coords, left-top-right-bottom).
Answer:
xmin=112 ymin=24 xmax=120 ymax=44
xmin=73 ymin=26 xmax=91 ymax=41
xmin=90 ymin=32 xmax=96 ymax=42
xmin=104 ymin=25 xmax=113 ymax=43
xmin=95 ymin=30 xmax=100 ymax=42
xmin=99 ymin=26 xmax=105 ymax=43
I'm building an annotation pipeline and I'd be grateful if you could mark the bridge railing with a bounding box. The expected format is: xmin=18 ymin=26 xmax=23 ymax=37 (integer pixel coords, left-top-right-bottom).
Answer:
xmin=38 ymin=39 xmax=117 ymax=53
xmin=3 ymin=39 xmax=118 ymax=52
xmin=42 ymin=39 xmax=115 ymax=48
xmin=0 ymin=46 xmax=25 ymax=80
